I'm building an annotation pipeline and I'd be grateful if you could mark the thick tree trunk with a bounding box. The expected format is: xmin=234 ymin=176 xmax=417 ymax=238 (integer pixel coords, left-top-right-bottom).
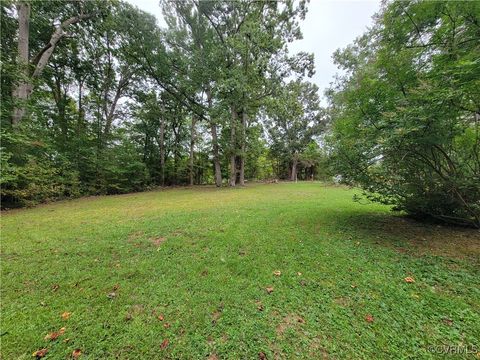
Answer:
xmin=229 ymin=106 xmax=238 ymax=187
xmin=189 ymin=116 xmax=196 ymax=186
xmin=11 ymin=2 xmax=31 ymax=126
xmin=239 ymin=110 xmax=247 ymax=186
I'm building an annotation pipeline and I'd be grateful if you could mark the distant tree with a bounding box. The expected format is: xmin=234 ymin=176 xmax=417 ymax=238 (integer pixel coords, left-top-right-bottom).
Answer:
xmin=266 ymin=80 xmax=323 ymax=181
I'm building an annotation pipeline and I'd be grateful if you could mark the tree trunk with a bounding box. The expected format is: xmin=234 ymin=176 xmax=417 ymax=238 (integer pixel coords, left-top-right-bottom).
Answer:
xmin=78 ymin=79 xmax=84 ymax=129
xmin=75 ymin=79 xmax=84 ymax=171
xmin=189 ymin=115 xmax=196 ymax=186
xmin=229 ymin=106 xmax=238 ymax=187
xmin=290 ymin=154 xmax=298 ymax=182
xmin=11 ymin=2 xmax=31 ymax=126
xmin=211 ymin=122 xmax=222 ymax=187
xmin=172 ymin=123 xmax=180 ymax=186
xmin=239 ymin=110 xmax=247 ymax=186
xmin=103 ymin=75 xmax=129 ymax=141
xmin=159 ymin=107 xmax=165 ymax=187
xmin=207 ymin=89 xmax=222 ymax=187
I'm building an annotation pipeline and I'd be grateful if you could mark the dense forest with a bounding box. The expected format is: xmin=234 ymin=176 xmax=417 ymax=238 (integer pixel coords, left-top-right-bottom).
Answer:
xmin=1 ymin=0 xmax=479 ymax=227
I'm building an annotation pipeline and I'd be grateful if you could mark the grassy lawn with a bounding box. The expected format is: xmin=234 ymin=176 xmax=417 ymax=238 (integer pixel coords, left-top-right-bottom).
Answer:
xmin=1 ymin=183 xmax=479 ymax=359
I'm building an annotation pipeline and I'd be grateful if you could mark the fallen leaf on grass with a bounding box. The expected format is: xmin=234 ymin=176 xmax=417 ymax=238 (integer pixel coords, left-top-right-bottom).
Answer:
xmin=61 ymin=311 xmax=71 ymax=320
xmin=404 ymin=277 xmax=415 ymax=283
xmin=52 ymin=284 xmax=60 ymax=292
xmin=72 ymin=349 xmax=82 ymax=358
xmin=273 ymin=270 xmax=281 ymax=276
xmin=297 ymin=272 xmax=302 ymax=276
xmin=365 ymin=314 xmax=374 ymax=323
xmin=160 ymin=338 xmax=169 ymax=350
xmin=212 ymin=310 xmax=221 ymax=324
xmin=32 ymin=348 xmax=48 ymax=358
xmin=163 ymin=323 xmax=171 ymax=328
xmin=256 ymin=301 xmax=264 ymax=311
xmin=258 ymin=351 xmax=267 ymax=359
xmin=44 ymin=327 xmax=65 ymax=341
xmin=107 ymin=292 xmax=117 ymax=299
xmin=265 ymin=287 xmax=274 ymax=294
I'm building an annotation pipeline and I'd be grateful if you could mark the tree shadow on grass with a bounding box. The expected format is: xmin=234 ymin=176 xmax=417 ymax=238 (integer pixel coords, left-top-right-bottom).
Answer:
xmin=327 ymin=211 xmax=480 ymax=262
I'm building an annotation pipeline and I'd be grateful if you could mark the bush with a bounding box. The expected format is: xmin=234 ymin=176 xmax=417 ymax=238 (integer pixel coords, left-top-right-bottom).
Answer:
xmin=1 ymin=130 xmax=80 ymax=208
xmin=327 ymin=1 xmax=480 ymax=228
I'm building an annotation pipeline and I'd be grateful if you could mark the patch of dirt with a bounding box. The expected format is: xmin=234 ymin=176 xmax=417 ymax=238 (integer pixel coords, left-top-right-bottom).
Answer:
xmin=267 ymin=343 xmax=283 ymax=360
xmin=309 ymin=337 xmax=329 ymax=359
xmin=125 ymin=304 xmax=145 ymax=320
xmin=211 ymin=304 xmax=224 ymax=325
xmin=211 ymin=310 xmax=221 ymax=324
xmin=171 ymin=229 xmax=184 ymax=237
xmin=333 ymin=297 xmax=351 ymax=307
xmin=127 ymin=231 xmax=144 ymax=242
xmin=379 ymin=217 xmax=480 ymax=261
xmin=127 ymin=231 xmax=148 ymax=248
xmin=345 ymin=214 xmax=480 ymax=261
xmin=151 ymin=236 xmax=167 ymax=246
xmin=276 ymin=314 xmax=305 ymax=336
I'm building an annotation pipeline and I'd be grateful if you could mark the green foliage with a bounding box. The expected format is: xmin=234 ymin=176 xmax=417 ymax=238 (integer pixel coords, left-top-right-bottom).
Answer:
xmin=265 ymin=80 xmax=323 ymax=180
xmin=1 ymin=130 xmax=80 ymax=207
xmin=1 ymin=0 xmax=318 ymax=206
xmin=328 ymin=0 xmax=480 ymax=228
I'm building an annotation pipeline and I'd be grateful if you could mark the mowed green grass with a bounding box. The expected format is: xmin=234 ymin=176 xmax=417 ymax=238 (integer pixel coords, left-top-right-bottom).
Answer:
xmin=1 ymin=183 xmax=479 ymax=359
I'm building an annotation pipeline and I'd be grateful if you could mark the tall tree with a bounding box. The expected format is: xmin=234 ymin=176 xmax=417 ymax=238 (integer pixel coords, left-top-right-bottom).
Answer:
xmin=266 ymin=80 xmax=322 ymax=181
xmin=11 ymin=1 xmax=96 ymax=126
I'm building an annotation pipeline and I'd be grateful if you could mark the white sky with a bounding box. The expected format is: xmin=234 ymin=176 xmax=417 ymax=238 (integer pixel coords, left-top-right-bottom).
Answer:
xmin=126 ymin=0 xmax=380 ymax=103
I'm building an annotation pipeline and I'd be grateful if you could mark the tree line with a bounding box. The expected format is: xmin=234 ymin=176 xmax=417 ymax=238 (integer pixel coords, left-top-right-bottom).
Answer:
xmin=1 ymin=0 xmax=325 ymax=207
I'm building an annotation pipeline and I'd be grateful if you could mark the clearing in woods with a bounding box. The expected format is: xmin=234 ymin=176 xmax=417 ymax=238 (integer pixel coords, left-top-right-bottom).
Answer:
xmin=1 ymin=183 xmax=479 ymax=358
